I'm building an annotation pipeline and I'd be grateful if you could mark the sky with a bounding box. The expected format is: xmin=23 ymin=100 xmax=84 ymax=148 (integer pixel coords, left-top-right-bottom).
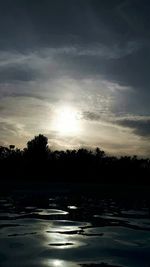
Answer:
xmin=0 ymin=0 xmax=150 ymax=156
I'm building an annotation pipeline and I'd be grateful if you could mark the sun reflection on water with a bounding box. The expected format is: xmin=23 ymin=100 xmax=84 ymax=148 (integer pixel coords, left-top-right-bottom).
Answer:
xmin=47 ymin=259 xmax=78 ymax=267
xmin=53 ymin=260 xmax=62 ymax=266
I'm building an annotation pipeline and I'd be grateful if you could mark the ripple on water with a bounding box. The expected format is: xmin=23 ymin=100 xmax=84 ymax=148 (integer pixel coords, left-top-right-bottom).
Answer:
xmin=0 ymin=195 xmax=150 ymax=267
xmin=68 ymin=206 xmax=78 ymax=210
xmin=35 ymin=209 xmax=69 ymax=216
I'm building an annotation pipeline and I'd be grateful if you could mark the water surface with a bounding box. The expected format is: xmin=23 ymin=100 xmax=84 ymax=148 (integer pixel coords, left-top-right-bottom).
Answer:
xmin=0 ymin=191 xmax=150 ymax=267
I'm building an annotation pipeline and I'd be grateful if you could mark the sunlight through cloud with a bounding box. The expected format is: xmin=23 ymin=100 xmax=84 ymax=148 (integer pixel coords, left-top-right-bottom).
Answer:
xmin=52 ymin=106 xmax=81 ymax=136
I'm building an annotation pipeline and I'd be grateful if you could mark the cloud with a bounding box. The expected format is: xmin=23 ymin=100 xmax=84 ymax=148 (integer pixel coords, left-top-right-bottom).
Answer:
xmin=0 ymin=121 xmax=29 ymax=146
xmin=0 ymin=121 xmax=19 ymax=136
xmin=38 ymin=41 xmax=141 ymax=59
xmin=0 ymin=66 xmax=37 ymax=83
xmin=45 ymin=131 xmax=88 ymax=151
xmin=82 ymin=111 xmax=101 ymax=121
xmin=82 ymin=109 xmax=150 ymax=139
xmin=117 ymin=117 xmax=150 ymax=137
xmin=0 ymin=0 xmax=150 ymax=156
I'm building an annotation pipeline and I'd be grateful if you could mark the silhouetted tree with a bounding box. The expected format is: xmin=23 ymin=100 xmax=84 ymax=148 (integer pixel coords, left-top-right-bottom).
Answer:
xmin=0 ymin=134 xmax=150 ymax=184
xmin=95 ymin=147 xmax=105 ymax=158
xmin=25 ymin=134 xmax=49 ymax=161
xmin=9 ymin=145 xmax=15 ymax=150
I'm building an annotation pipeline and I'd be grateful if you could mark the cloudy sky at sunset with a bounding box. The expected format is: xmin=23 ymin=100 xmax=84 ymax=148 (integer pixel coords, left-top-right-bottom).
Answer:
xmin=0 ymin=0 xmax=150 ymax=156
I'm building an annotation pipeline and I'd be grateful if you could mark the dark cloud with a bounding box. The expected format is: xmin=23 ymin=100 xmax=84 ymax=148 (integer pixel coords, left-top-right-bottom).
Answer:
xmin=82 ymin=111 xmax=101 ymax=121
xmin=107 ymin=45 xmax=150 ymax=93
xmin=117 ymin=118 xmax=150 ymax=137
xmin=83 ymin=109 xmax=150 ymax=138
xmin=0 ymin=65 xmax=37 ymax=82
xmin=0 ymin=0 xmax=149 ymax=50
xmin=0 ymin=0 xmax=149 ymax=89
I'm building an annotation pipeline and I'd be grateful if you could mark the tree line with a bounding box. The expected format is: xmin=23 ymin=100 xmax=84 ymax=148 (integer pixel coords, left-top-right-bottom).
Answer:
xmin=0 ymin=134 xmax=150 ymax=184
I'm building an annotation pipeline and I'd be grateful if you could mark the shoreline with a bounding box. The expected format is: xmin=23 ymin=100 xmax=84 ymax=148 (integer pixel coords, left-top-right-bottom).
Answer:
xmin=1 ymin=181 xmax=150 ymax=200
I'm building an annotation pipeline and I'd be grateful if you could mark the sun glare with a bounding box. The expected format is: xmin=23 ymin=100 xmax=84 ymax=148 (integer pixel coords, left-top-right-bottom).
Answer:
xmin=52 ymin=106 xmax=81 ymax=135
xmin=53 ymin=260 xmax=62 ymax=266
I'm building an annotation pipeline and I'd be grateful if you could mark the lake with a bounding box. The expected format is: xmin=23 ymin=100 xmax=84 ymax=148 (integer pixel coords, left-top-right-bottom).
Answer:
xmin=0 ymin=186 xmax=150 ymax=267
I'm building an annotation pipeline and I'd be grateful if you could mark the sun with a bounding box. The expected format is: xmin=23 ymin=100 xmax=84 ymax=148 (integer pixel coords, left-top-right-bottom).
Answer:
xmin=52 ymin=106 xmax=81 ymax=135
